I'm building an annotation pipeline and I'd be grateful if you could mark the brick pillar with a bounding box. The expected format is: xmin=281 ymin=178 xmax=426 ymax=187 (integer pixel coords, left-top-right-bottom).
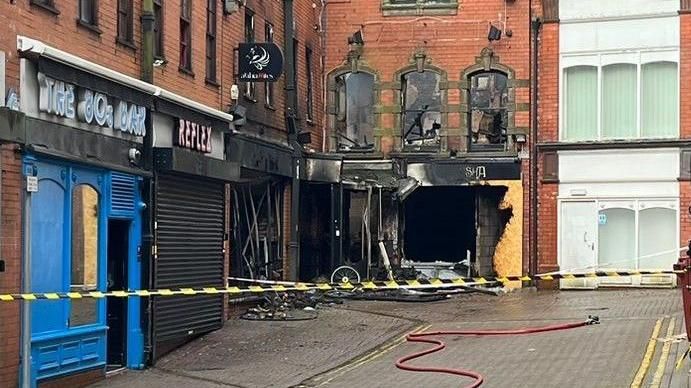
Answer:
xmin=0 ymin=144 xmax=23 ymax=388
xmin=535 ymin=20 xmax=560 ymax=277
xmin=680 ymin=9 xmax=691 ymax=254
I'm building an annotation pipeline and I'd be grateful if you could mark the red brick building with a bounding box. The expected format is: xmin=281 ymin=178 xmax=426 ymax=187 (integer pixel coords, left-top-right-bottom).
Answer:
xmin=307 ymin=0 xmax=533 ymax=283
xmin=0 ymin=1 xmax=323 ymax=387
xmin=535 ymin=0 xmax=691 ymax=288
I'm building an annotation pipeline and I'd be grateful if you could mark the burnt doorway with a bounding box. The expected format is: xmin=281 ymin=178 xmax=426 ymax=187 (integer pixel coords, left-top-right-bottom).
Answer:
xmin=299 ymin=183 xmax=334 ymax=281
xmin=403 ymin=187 xmax=476 ymax=263
xmin=107 ymin=219 xmax=130 ymax=369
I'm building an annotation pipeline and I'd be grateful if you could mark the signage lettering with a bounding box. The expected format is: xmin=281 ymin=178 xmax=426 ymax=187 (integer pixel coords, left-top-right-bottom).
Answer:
xmin=175 ymin=118 xmax=213 ymax=154
xmin=465 ymin=166 xmax=487 ymax=180
xmin=38 ymin=72 xmax=146 ymax=137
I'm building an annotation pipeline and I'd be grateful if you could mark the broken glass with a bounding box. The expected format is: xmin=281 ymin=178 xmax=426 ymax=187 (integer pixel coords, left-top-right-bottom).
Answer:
xmin=469 ymin=72 xmax=508 ymax=149
xmin=402 ymin=71 xmax=442 ymax=147
xmin=335 ymin=72 xmax=375 ymax=151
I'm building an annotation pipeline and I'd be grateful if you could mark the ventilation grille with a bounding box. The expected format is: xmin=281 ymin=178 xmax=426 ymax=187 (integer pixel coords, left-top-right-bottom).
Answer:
xmin=111 ymin=173 xmax=136 ymax=216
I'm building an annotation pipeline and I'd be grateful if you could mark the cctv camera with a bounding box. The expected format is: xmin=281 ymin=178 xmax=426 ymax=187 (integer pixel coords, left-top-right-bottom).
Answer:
xmin=128 ymin=148 xmax=142 ymax=165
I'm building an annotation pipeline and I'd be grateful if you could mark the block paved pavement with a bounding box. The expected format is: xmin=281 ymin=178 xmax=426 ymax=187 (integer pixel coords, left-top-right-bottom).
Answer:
xmin=94 ymin=288 xmax=688 ymax=388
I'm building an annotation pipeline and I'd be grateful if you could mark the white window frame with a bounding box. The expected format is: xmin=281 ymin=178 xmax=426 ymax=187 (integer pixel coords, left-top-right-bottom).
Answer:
xmin=557 ymin=197 xmax=679 ymax=271
xmin=559 ymin=48 xmax=679 ymax=142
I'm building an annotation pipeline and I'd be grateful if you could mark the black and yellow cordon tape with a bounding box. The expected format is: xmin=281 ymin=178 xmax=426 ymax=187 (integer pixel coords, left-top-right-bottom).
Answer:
xmin=0 ymin=270 xmax=681 ymax=302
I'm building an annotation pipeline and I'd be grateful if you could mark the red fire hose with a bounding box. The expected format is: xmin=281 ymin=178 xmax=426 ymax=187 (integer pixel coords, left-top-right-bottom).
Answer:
xmin=395 ymin=316 xmax=600 ymax=387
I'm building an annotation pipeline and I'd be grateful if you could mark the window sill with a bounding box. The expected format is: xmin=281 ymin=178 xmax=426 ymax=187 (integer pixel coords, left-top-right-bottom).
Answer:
xmin=265 ymin=104 xmax=277 ymax=111
xmin=306 ymin=118 xmax=315 ymax=126
xmin=30 ymin=1 xmax=60 ymax=15
xmin=243 ymin=95 xmax=258 ymax=103
xmin=179 ymin=66 xmax=195 ymax=77
xmin=205 ymin=77 xmax=220 ymax=88
xmin=76 ymin=19 xmax=102 ymax=35
xmin=382 ymin=2 xmax=458 ymax=17
xmin=116 ymin=37 xmax=137 ymax=51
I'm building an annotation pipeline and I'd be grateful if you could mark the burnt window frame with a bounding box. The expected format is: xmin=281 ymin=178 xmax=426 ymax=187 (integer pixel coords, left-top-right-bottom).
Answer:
xmin=243 ymin=9 xmax=256 ymax=102
xmin=179 ymin=0 xmax=193 ymax=74
xmin=205 ymin=0 xmax=218 ymax=85
xmin=400 ymin=70 xmax=443 ymax=151
xmin=467 ymin=70 xmax=509 ymax=152
xmin=77 ymin=0 xmax=100 ymax=32
xmin=116 ymin=0 xmax=135 ymax=48
xmin=305 ymin=46 xmax=314 ymax=122
xmin=264 ymin=22 xmax=275 ymax=109
xmin=30 ymin=0 xmax=60 ymax=15
xmin=153 ymin=0 xmax=164 ymax=60
xmin=332 ymin=71 xmax=377 ymax=152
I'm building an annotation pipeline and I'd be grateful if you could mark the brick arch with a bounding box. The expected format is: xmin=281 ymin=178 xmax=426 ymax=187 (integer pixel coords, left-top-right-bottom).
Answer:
xmin=325 ymin=65 xmax=382 ymax=152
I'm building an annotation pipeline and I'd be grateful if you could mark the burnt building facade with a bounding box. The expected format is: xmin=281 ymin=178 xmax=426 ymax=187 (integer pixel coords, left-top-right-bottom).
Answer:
xmin=305 ymin=0 xmax=534 ymax=283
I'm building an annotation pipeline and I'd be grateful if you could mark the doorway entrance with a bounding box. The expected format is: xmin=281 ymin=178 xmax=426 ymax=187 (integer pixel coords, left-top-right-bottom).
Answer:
xmin=107 ymin=219 xmax=130 ymax=371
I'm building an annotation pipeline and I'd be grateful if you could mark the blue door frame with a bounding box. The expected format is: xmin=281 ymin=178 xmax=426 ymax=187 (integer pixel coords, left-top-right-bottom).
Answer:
xmin=23 ymin=155 xmax=144 ymax=386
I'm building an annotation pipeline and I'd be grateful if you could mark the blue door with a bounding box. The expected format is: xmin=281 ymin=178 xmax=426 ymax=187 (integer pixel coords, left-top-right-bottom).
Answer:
xmin=26 ymin=159 xmax=108 ymax=384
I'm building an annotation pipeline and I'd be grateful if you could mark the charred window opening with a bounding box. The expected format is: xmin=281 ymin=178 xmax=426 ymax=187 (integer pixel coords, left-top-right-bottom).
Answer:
xmin=299 ymin=184 xmax=334 ymax=281
xmin=335 ymin=72 xmax=375 ymax=151
xmin=402 ymin=71 xmax=442 ymax=149
xmin=231 ymin=182 xmax=284 ymax=279
xmin=402 ymin=186 xmax=512 ymax=278
xmin=469 ymin=71 xmax=508 ymax=151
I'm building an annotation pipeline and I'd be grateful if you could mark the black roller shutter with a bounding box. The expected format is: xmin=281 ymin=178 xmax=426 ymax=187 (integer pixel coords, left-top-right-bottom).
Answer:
xmin=153 ymin=173 xmax=225 ymax=356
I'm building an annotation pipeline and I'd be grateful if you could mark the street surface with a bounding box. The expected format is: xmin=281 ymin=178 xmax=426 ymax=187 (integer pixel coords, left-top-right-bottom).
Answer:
xmin=93 ymin=289 xmax=688 ymax=388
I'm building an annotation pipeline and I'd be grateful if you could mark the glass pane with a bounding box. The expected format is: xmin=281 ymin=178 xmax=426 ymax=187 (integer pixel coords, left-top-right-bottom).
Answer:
xmin=564 ymin=66 xmax=597 ymax=140
xmin=402 ymin=71 xmax=441 ymax=143
xmin=641 ymin=62 xmax=678 ymax=138
xmin=337 ymin=72 xmax=375 ymax=150
xmin=602 ymin=63 xmax=637 ymax=139
xmin=70 ymin=184 xmax=99 ymax=327
xmin=598 ymin=208 xmax=635 ymax=269
xmin=638 ymin=207 xmax=676 ymax=270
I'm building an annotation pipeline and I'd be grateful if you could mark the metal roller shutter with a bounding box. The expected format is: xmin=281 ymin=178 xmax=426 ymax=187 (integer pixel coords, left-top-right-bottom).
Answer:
xmin=153 ymin=173 xmax=225 ymax=353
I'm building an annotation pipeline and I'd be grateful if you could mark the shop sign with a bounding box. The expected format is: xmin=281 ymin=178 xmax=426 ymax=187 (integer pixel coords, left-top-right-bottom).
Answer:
xmin=174 ymin=118 xmax=212 ymax=153
xmin=37 ymin=72 xmax=146 ymax=137
xmin=238 ymin=43 xmax=283 ymax=82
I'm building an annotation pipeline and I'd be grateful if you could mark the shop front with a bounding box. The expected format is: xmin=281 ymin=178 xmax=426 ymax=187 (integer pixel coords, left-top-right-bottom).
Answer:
xmin=12 ymin=37 xmax=150 ymax=385
xmin=150 ymin=103 xmax=238 ymax=359
xmin=558 ymin=149 xmax=681 ymax=289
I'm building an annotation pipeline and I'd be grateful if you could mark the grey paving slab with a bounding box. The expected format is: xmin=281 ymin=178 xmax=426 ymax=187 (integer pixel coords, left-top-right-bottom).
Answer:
xmin=93 ymin=289 xmax=689 ymax=388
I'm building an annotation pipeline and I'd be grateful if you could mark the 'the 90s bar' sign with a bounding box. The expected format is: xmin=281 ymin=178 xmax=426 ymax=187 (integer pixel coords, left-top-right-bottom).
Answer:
xmin=174 ymin=118 xmax=212 ymax=153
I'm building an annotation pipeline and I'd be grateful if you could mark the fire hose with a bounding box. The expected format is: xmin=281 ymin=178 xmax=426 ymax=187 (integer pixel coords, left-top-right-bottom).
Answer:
xmin=395 ymin=316 xmax=600 ymax=387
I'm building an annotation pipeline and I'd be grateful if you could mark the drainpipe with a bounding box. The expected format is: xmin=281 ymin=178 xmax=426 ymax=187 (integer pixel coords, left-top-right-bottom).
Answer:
xmin=141 ymin=0 xmax=155 ymax=84
xmin=529 ymin=14 xmax=542 ymax=278
xmin=284 ymin=0 xmax=301 ymax=280
xmin=140 ymin=0 xmax=156 ymax=363
xmin=21 ymin=160 xmax=33 ymax=388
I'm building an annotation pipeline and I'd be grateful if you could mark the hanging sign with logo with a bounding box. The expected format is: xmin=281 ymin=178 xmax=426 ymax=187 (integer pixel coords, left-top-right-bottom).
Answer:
xmin=37 ymin=72 xmax=147 ymax=137
xmin=238 ymin=43 xmax=284 ymax=82
xmin=174 ymin=118 xmax=213 ymax=154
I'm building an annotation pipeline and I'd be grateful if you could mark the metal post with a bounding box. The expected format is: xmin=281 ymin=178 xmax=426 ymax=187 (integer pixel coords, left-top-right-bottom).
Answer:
xmin=21 ymin=186 xmax=32 ymax=388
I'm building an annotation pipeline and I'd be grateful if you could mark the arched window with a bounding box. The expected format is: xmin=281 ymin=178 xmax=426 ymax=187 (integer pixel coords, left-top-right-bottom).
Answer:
xmin=334 ymin=72 xmax=375 ymax=151
xmin=468 ymin=71 xmax=508 ymax=150
xmin=401 ymin=71 xmax=442 ymax=147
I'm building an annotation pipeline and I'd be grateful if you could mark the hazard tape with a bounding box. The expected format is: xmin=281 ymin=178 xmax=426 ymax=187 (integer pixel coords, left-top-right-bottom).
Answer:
xmin=0 ymin=270 xmax=681 ymax=301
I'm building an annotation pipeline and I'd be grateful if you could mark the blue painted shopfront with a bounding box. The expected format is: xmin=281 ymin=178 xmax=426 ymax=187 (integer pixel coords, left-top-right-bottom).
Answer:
xmin=24 ymin=156 xmax=145 ymax=386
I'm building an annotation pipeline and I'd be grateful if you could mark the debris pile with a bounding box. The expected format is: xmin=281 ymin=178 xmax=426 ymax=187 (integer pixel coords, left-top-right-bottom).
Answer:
xmin=240 ymin=291 xmax=343 ymax=321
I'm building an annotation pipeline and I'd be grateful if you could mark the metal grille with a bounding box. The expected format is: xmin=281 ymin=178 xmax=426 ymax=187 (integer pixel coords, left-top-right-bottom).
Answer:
xmin=110 ymin=172 xmax=136 ymax=216
xmin=153 ymin=173 xmax=225 ymax=348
